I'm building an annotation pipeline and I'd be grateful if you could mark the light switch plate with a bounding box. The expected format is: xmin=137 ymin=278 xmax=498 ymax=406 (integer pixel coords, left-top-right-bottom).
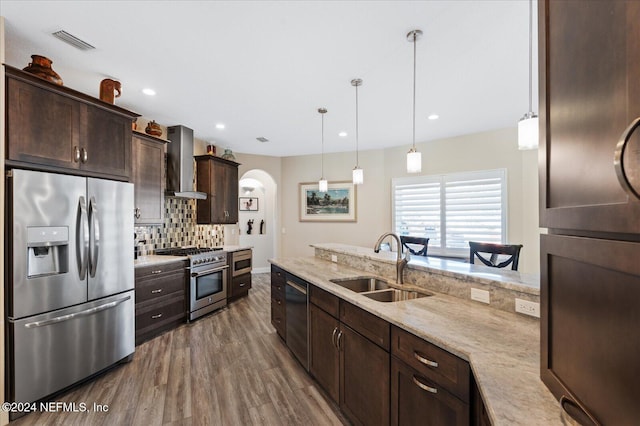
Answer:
xmin=470 ymin=288 xmax=490 ymax=304
xmin=331 ymin=255 xmax=338 ymax=263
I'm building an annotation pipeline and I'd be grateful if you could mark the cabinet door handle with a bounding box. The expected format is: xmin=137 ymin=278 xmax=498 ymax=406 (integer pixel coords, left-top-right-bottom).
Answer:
xmin=81 ymin=147 xmax=88 ymax=163
xmin=560 ymin=396 xmax=601 ymax=426
xmin=151 ymin=289 xmax=163 ymax=294
xmin=331 ymin=327 xmax=339 ymax=348
xmin=151 ymin=313 xmax=163 ymax=319
xmin=74 ymin=146 xmax=81 ymax=162
xmin=151 ymin=270 xmax=163 ymax=274
xmin=336 ymin=330 xmax=343 ymax=350
xmin=134 ymin=208 xmax=141 ymax=219
xmin=412 ymin=375 xmax=437 ymax=394
xmin=414 ymin=351 xmax=438 ymax=368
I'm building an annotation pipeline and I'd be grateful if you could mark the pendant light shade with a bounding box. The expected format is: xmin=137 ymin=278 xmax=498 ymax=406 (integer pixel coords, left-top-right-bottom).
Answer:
xmin=407 ymin=29 xmax=423 ymax=173
xmin=318 ymin=108 xmax=328 ymax=192
xmin=351 ymin=78 xmax=364 ymax=185
xmin=518 ymin=0 xmax=539 ymax=150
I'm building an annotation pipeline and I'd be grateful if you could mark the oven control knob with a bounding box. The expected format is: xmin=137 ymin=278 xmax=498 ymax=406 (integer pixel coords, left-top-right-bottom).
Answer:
xmin=195 ymin=259 xmax=202 ymax=265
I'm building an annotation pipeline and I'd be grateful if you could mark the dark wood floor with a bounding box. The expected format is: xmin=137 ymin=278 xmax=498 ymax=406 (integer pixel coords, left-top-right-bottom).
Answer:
xmin=13 ymin=273 xmax=348 ymax=426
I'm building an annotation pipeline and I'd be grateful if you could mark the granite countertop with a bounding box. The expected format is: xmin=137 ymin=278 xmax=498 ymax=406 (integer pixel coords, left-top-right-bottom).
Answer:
xmin=269 ymin=256 xmax=568 ymax=426
xmin=134 ymin=246 xmax=252 ymax=268
xmin=312 ymin=242 xmax=540 ymax=295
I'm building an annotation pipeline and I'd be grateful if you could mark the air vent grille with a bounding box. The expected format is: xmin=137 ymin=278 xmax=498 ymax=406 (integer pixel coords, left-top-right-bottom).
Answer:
xmin=256 ymin=137 xmax=269 ymax=143
xmin=52 ymin=30 xmax=96 ymax=51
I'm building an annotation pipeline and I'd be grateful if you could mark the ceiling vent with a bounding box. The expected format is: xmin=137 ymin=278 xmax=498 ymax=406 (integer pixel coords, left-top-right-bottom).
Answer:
xmin=256 ymin=137 xmax=269 ymax=143
xmin=52 ymin=30 xmax=96 ymax=51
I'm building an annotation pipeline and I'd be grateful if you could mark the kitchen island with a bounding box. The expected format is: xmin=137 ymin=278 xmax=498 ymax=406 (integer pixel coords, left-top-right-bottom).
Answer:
xmin=270 ymin=245 xmax=570 ymax=426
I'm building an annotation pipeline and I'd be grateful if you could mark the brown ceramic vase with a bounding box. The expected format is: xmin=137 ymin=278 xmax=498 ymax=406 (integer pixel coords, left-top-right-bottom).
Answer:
xmin=23 ymin=55 xmax=63 ymax=86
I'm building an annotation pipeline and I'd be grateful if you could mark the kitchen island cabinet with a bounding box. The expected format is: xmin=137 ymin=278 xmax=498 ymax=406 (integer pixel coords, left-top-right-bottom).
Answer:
xmin=132 ymin=131 xmax=166 ymax=225
xmin=195 ymin=155 xmax=239 ymax=224
xmin=5 ymin=65 xmax=137 ymax=181
xmin=134 ymin=259 xmax=188 ymax=345
xmin=270 ymin=265 xmax=286 ymax=339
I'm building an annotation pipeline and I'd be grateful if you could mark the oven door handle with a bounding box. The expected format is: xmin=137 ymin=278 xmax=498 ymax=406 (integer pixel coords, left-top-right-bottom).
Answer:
xmin=191 ymin=265 xmax=229 ymax=278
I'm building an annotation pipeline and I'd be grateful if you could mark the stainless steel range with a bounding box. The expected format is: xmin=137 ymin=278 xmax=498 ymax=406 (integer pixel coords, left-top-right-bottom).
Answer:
xmin=156 ymin=247 xmax=228 ymax=321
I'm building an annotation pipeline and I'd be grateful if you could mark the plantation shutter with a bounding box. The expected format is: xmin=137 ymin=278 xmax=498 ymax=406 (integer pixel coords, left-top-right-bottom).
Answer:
xmin=392 ymin=169 xmax=506 ymax=256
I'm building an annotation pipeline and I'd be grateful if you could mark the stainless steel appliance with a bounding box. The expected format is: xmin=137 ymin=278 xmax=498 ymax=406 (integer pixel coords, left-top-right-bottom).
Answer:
xmin=165 ymin=125 xmax=207 ymax=199
xmin=231 ymin=249 xmax=252 ymax=277
xmin=285 ymin=274 xmax=309 ymax=370
xmin=5 ymin=169 xmax=135 ymax=413
xmin=156 ymin=247 xmax=228 ymax=320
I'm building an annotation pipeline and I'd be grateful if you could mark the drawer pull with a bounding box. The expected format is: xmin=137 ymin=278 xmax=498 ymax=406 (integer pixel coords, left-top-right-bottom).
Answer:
xmin=239 ymin=283 xmax=246 ymax=287
xmin=151 ymin=313 xmax=163 ymax=319
xmin=151 ymin=289 xmax=163 ymax=294
xmin=276 ymin=300 xmax=281 ymax=305
xmin=151 ymin=270 xmax=163 ymax=274
xmin=414 ymin=351 xmax=438 ymax=368
xmin=412 ymin=375 xmax=437 ymax=394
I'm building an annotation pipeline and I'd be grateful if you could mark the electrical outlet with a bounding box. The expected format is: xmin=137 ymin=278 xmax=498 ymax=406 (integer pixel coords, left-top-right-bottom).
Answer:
xmin=331 ymin=255 xmax=338 ymax=263
xmin=470 ymin=288 xmax=490 ymax=304
xmin=515 ymin=298 xmax=540 ymax=318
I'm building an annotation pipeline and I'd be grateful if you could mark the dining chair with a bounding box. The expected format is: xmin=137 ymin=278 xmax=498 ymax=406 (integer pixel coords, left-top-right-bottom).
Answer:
xmin=400 ymin=236 xmax=429 ymax=257
xmin=468 ymin=241 xmax=523 ymax=271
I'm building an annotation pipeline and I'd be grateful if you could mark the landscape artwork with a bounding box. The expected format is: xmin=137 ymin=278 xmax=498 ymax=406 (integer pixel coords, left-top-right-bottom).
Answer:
xmin=299 ymin=181 xmax=357 ymax=222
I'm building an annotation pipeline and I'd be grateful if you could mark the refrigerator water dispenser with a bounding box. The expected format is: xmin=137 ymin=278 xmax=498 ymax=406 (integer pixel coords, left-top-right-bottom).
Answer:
xmin=27 ymin=227 xmax=69 ymax=277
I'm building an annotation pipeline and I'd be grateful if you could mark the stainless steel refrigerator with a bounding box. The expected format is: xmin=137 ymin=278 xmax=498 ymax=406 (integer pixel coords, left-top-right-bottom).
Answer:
xmin=5 ymin=169 xmax=135 ymax=409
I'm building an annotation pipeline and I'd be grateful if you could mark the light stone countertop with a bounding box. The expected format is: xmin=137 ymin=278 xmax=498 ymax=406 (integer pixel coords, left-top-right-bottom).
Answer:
xmin=134 ymin=246 xmax=252 ymax=268
xmin=312 ymin=243 xmax=540 ymax=295
xmin=269 ymin=256 xmax=568 ymax=426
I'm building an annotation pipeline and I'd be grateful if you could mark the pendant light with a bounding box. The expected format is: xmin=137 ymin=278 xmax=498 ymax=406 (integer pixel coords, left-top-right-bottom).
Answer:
xmin=351 ymin=78 xmax=364 ymax=185
xmin=518 ymin=0 xmax=538 ymax=150
xmin=406 ymin=29 xmax=423 ymax=173
xmin=318 ymin=108 xmax=328 ymax=192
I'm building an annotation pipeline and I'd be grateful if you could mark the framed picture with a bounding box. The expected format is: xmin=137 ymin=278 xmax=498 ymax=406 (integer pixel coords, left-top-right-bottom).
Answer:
xmin=299 ymin=181 xmax=357 ymax=222
xmin=239 ymin=197 xmax=259 ymax=211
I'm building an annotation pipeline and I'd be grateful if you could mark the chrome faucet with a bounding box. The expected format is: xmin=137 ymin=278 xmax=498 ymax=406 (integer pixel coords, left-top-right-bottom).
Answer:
xmin=373 ymin=232 xmax=410 ymax=285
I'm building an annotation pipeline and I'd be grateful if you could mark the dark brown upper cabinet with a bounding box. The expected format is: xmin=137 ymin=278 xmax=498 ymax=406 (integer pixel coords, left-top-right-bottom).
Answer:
xmin=195 ymin=155 xmax=239 ymax=224
xmin=132 ymin=132 xmax=167 ymax=225
xmin=539 ymin=0 xmax=640 ymax=236
xmin=5 ymin=65 xmax=138 ymax=181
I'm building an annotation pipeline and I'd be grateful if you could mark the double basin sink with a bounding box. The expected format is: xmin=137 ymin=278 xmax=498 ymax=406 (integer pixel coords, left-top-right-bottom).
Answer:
xmin=329 ymin=277 xmax=432 ymax=302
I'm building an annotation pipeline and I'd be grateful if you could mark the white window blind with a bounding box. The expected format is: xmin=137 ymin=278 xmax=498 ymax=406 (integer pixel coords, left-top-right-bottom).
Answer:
xmin=392 ymin=169 xmax=506 ymax=257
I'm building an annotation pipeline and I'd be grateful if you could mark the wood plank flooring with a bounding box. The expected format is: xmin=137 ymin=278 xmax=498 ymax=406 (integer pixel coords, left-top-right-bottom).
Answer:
xmin=13 ymin=273 xmax=348 ymax=426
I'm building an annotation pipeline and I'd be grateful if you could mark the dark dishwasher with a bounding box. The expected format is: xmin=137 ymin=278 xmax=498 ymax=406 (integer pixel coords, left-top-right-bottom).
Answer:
xmin=285 ymin=274 xmax=309 ymax=370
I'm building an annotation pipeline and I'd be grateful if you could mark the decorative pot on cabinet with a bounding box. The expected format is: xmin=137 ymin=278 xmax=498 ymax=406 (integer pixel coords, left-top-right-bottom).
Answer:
xmin=22 ymin=55 xmax=63 ymax=85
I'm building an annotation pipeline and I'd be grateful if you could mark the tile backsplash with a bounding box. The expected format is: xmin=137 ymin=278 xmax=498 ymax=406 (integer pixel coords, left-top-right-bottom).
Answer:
xmin=135 ymin=198 xmax=224 ymax=255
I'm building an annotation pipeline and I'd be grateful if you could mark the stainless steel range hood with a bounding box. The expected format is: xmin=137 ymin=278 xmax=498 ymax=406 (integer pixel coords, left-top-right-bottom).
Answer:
xmin=166 ymin=125 xmax=207 ymax=200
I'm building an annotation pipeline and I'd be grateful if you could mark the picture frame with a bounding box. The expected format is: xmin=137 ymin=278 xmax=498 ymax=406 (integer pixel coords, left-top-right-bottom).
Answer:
xmin=239 ymin=197 xmax=259 ymax=211
xmin=299 ymin=181 xmax=357 ymax=222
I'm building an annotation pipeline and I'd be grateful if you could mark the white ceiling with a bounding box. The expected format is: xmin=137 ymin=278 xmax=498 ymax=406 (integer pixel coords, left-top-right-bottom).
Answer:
xmin=1 ymin=0 xmax=538 ymax=157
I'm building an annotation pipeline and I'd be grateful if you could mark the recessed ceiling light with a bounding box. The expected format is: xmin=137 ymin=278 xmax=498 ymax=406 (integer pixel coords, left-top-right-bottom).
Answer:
xmin=338 ymin=131 xmax=348 ymax=137
xmin=428 ymin=114 xmax=439 ymax=120
xmin=256 ymin=137 xmax=269 ymax=143
xmin=216 ymin=123 xmax=225 ymax=129
xmin=142 ymin=88 xmax=156 ymax=96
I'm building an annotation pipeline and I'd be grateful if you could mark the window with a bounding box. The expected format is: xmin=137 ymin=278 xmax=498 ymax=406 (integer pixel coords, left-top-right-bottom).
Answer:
xmin=392 ymin=169 xmax=507 ymax=257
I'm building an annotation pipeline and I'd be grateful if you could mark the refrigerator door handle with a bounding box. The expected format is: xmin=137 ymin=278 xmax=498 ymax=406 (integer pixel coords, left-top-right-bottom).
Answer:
xmin=22 ymin=294 xmax=132 ymax=328
xmin=76 ymin=196 xmax=89 ymax=280
xmin=89 ymin=196 xmax=100 ymax=278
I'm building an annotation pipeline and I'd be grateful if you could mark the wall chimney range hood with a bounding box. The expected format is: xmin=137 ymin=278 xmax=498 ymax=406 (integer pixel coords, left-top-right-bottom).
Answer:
xmin=166 ymin=125 xmax=207 ymax=200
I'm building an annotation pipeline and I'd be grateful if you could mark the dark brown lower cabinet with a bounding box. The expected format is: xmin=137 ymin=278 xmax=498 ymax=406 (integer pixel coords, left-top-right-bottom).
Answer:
xmin=134 ymin=260 xmax=188 ymax=345
xmin=309 ymin=303 xmax=340 ymax=402
xmin=270 ymin=265 xmax=286 ymax=338
xmin=391 ymin=357 xmax=469 ymax=426
xmin=229 ymin=272 xmax=252 ymax=300
xmin=340 ymin=324 xmax=390 ymax=426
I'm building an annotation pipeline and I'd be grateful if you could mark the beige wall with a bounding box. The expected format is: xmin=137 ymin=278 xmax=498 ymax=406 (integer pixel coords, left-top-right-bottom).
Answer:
xmin=278 ymin=127 xmax=540 ymax=274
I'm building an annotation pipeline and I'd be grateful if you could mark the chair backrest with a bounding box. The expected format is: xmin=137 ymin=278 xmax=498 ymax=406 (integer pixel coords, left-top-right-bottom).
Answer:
xmin=468 ymin=242 xmax=523 ymax=271
xmin=400 ymin=236 xmax=429 ymax=257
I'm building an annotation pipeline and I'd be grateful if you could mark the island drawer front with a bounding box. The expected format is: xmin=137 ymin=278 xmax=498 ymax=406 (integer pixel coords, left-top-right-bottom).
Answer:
xmin=135 ymin=268 xmax=186 ymax=304
xmin=340 ymin=301 xmax=390 ymax=351
xmin=391 ymin=357 xmax=469 ymax=426
xmin=391 ymin=326 xmax=470 ymax=403
xmin=271 ymin=298 xmax=286 ymax=338
xmin=271 ymin=265 xmax=286 ymax=290
xmin=135 ymin=260 xmax=187 ymax=280
xmin=310 ymin=285 xmax=339 ymax=318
